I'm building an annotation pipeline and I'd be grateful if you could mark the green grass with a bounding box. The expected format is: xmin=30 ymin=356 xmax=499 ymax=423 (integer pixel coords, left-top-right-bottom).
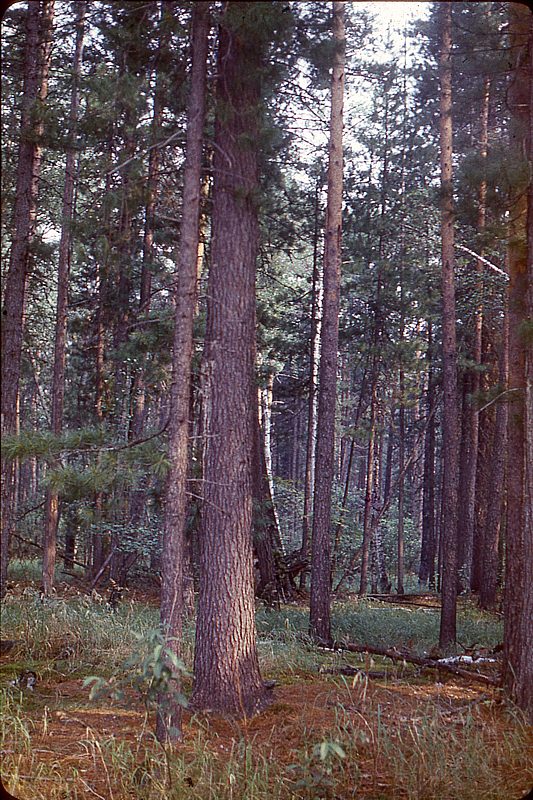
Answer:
xmin=257 ymin=599 xmax=503 ymax=658
xmin=1 ymin=590 xmax=527 ymax=800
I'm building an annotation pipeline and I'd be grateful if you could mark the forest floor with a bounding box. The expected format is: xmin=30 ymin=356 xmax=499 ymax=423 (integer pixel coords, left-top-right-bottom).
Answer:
xmin=1 ymin=576 xmax=532 ymax=800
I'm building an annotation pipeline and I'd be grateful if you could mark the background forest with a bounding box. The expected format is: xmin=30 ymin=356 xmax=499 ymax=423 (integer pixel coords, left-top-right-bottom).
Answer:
xmin=1 ymin=2 xmax=532 ymax=799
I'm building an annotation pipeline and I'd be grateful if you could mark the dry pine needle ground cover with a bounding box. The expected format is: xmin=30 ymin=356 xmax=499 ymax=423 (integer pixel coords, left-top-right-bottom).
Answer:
xmin=1 ymin=582 xmax=532 ymax=800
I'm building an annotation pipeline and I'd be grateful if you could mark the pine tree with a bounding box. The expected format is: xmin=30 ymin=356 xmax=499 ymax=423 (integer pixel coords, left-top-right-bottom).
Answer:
xmin=156 ymin=0 xmax=210 ymax=743
xmin=309 ymin=0 xmax=345 ymax=645
xmin=1 ymin=0 xmax=55 ymax=597
xmin=191 ymin=1 xmax=274 ymax=717
xmin=438 ymin=2 xmax=460 ymax=649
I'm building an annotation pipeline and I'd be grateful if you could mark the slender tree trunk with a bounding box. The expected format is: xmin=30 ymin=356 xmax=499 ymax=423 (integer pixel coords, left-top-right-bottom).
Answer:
xmin=359 ymin=382 xmax=377 ymax=596
xmin=155 ymin=1 xmax=209 ymax=742
xmin=1 ymin=0 xmax=54 ymax=597
xmin=465 ymin=75 xmax=491 ymax=591
xmin=128 ymin=2 xmax=172 ymax=542
xmin=471 ymin=329 xmax=496 ymax=592
xmin=191 ymin=2 xmax=269 ymax=717
xmin=252 ymin=389 xmax=291 ymax=604
xmin=42 ymin=1 xmax=86 ymax=595
xmin=397 ymin=374 xmax=405 ymax=595
xmin=309 ymin=0 xmax=345 ymax=645
xmin=300 ymin=178 xmax=322 ymax=585
xmin=438 ymin=3 xmax=460 ymax=649
xmin=479 ymin=309 xmax=508 ymax=610
xmin=419 ymin=321 xmax=436 ymax=589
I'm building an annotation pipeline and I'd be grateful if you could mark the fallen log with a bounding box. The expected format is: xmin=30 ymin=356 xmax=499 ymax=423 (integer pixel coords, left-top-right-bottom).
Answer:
xmin=331 ymin=641 xmax=500 ymax=687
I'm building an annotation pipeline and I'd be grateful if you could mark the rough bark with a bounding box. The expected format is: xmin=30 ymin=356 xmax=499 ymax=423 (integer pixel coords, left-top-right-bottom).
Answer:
xmin=191 ymin=2 xmax=269 ymax=717
xmin=1 ymin=0 xmax=54 ymax=597
xmin=43 ymin=1 xmax=86 ymax=595
xmin=522 ymin=5 xmax=533 ymax=725
xmin=503 ymin=3 xmax=532 ymax=723
xmin=309 ymin=0 xmax=345 ymax=645
xmin=155 ymin=1 xmax=209 ymax=742
xmin=438 ymin=3 xmax=460 ymax=649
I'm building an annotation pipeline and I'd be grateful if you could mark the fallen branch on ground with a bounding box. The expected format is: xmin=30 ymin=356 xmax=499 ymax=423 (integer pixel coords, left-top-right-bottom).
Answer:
xmin=331 ymin=641 xmax=500 ymax=687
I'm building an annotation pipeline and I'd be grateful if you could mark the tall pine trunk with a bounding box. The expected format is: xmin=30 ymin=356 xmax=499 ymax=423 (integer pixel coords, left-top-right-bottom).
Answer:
xmin=1 ymin=0 xmax=54 ymax=597
xmin=438 ymin=3 xmax=460 ymax=649
xmin=155 ymin=1 xmax=209 ymax=743
xmin=42 ymin=1 xmax=86 ymax=595
xmin=191 ymin=2 xmax=269 ymax=717
xmin=309 ymin=0 xmax=345 ymax=645
xmin=502 ymin=3 xmax=532 ymax=722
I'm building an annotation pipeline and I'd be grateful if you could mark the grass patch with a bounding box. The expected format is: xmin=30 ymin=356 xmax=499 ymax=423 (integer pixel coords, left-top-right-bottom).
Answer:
xmin=1 ymin=591 xmax=528 ymax=800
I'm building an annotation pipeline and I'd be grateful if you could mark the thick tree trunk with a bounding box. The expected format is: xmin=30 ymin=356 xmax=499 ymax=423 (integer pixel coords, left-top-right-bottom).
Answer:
xmin=438 ymin=3 xmax=460 ymax=649
xmin=1 ymin=0 xmax=54 ymax=597
xmin=522 ymin=8 xmax=533 ymax=725
xmin=503 ymin=4 xmax=532 ymax=723
xmin=155 ymin=1 xmax=209 ymax=742
xmin=191 ymin=2 xmax=269 ymax=717
xmin=43 ymin=1 xmax=86 ymax=595
xmin=309 ymin=0 xmax=345 ymax=645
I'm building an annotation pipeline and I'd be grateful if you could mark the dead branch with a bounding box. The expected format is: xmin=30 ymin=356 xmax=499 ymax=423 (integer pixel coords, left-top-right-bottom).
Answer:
xmin=11 ymin=532 xmax=87 ymax=573
xmin=331 ymin=641 xmax=500 ymax=687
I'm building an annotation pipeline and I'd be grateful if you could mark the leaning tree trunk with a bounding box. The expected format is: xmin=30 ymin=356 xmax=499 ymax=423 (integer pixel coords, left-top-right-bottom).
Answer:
xmin=1 ymin=0 xmax=54 ymax=598
xmin=309 ymin=0 xmax=345 ymax=645
xmin=438 ymin=2 xmax=460 ymax=650
xmin=42 ymin=1 xmax=86 ymax=595
xmin=191 ymin=2 xmax=270 ymax=717
xmin=155 ymin=1 xmax=209 ymax=743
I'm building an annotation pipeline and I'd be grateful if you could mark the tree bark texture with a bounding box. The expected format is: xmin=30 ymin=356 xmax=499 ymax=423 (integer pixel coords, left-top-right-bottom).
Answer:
xmin=503 ymin=3 xmax=532 ymax=723
xmin=1 ymin=0 xmax=54 ymax=597
xmin=309 ymin=0 xmax=345 ymax=645
xmin=191 ymin=2 xmax=269 ymax=717
xmin=438 ymin=3 xmax=460 ymax=649
xmin=156 ymin=1 xmax=209 ymax=742
xmin=43 ymin=1 xmax=86 ymax=595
